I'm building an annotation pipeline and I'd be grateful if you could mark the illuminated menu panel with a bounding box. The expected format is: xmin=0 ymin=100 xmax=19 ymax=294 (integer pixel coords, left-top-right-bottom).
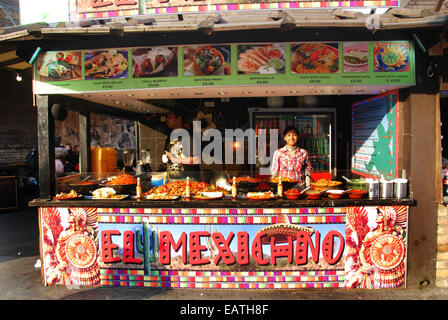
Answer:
xmin=34 ymin=41 xmax=414 ymax=94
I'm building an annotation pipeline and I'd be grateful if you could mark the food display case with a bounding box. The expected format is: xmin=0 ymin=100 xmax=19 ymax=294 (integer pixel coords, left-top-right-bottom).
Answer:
xmin=249 ymin=108 xmax=335 ymax=176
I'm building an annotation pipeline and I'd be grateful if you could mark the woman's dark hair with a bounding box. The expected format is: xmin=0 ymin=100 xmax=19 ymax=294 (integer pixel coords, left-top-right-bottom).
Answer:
xmin=283 ymin=126 xmax=299 ymax=137
xmin=169 ymin=108 xmax=189 ymax=123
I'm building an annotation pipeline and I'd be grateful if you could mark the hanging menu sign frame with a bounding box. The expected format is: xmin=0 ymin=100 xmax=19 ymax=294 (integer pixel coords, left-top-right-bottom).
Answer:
xmin=33 ymin=41 xmax=415 ymax=94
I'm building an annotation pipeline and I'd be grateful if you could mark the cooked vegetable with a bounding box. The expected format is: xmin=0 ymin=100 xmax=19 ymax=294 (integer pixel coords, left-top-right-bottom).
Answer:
xmin=292 ymin=43 xmax=339 ymax=74
xmin=85 ymin=51 xmax=128 ymax=79
xmin=48 ymin=61 xmax=71 ymax=79
xmin=106 ymin=173 xmax=137 ymax=185
xmin=194 ymin=47 xmax=223 ymax=75
xmin=344 ymin=55 xmax=368 ymax=65
xmin=144 ymin=180 xmax=226 ymax=196
xmin=54 ymin=190 xmax=79 ymax=200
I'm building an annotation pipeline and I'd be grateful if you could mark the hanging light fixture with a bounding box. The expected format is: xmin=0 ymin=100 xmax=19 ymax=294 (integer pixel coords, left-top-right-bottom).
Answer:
xmin=303 ymin=95 xmax=319 ymax=107
xmin=51 ymin=104 xmax=68 ymax=121
xmin=267 ymin=96 xmax=284 ymax=108
xmin=15 ymin=73 xmax=22 ymax=82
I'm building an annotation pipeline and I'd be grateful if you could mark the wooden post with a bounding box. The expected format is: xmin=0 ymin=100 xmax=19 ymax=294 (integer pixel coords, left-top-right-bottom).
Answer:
xmin=79 ymin=111 xmax=91 ymax=173
xmin=36 ymin=95 xmax=55 ymax=199
xmin=434 ymin=0 xmax=444 ymax=12
xmin=406 ymin=93 xmax=439 ymax=288
xmin=135 ymin=121 xmax=141 ymax=163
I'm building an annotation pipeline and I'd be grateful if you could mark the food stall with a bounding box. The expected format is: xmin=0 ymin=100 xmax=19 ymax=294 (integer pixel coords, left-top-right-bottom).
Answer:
xmin=28 ymin=40 xmax=418 ymax=289
xmin=10 ymin=0 xmax=447 ymax=290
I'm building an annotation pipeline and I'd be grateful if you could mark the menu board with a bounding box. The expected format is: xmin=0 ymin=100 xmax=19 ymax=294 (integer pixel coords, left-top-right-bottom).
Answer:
xmin=34 ymin=41 xmax=414 ymax=94
xmin=351 ymin=90 xmax=399 ymax=179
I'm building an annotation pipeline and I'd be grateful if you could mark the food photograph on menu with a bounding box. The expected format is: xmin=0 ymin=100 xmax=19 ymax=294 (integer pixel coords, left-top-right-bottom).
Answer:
xmin=343 ymin=42 xmax=369 ymax=73
xmin=132 ymin=46 xmax=178 ymax=78
xmin=291 ymin=43 xmax=339 ymax=74
xmin=84 ymin=49 xmax=129 ymax=80
xmin=183 ymin=45 xmax=231 ymax=76
xmin=36 ymin=51 xmax=82 ymax=82
xmin=237 ymin=43 xmax=285 ymax=74
xmin=374 ymin=42 xmax=410 ymax=72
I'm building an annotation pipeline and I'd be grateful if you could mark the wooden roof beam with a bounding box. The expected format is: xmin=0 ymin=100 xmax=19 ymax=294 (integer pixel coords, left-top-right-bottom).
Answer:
xmin=387 ymin=8 xmax=434 ymax=18
xmin=268 ymin=11 xmax=296 ymax=31
xmin=198 ymin=14 xmax=223 ymax=35
xmin=331 ymin=9 xmax=367 ymax=19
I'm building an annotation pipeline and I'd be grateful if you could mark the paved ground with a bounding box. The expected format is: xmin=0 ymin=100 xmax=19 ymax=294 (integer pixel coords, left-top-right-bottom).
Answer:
xmin=1 ymin=201 xmax=448 ymax=303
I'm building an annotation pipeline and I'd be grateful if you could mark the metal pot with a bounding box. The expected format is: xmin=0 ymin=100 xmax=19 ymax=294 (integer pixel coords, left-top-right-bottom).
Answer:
xmin=366 ymin=178 xmax=379 ymax=199
xmin=380 ymin=179 xmax=393 ymax=199
xmin=393 ymin=178 xmax=408 ymax=199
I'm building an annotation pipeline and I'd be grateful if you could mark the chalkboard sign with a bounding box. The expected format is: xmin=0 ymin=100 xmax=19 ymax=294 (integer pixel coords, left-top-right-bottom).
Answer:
xmin=351 ymin=90 xmax=398 ymax=179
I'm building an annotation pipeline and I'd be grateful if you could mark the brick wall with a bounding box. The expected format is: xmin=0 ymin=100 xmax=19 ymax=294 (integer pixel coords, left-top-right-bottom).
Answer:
xmin=0 ymin=69 xmax=37 ymax=164
xmin=437 ymin=204 xmax=448 ymax=287
xmin=0 ymin=68 xmax=135 ymax=166
xmin=0 ymin=0 xmax=19 ymax=27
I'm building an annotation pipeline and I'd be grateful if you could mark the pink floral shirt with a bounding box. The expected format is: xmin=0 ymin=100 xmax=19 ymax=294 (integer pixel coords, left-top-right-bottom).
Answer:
xmin=270 ymin=146 xmax=312 ymax=182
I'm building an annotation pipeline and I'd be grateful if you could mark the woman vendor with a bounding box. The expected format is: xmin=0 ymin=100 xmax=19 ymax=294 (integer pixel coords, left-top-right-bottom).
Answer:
xmin=270 ymin=126 xmax=312 ymax=186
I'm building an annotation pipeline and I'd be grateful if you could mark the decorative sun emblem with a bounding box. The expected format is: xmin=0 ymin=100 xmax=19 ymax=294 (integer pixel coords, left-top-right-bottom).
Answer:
xmin=65 ymin=234 xmax=97 ymax=269
xmin=370 ymin=234 xmax=405 ymax=270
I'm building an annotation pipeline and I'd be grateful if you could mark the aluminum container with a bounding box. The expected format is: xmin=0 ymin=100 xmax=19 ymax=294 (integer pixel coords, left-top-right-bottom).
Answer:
xmin=366 ymin=178 xmax=379 ymax=199
xmin=380 ymin=180 xmax=394 ymax=199
xmin=393 ymin=178 xmax=408 ymax=199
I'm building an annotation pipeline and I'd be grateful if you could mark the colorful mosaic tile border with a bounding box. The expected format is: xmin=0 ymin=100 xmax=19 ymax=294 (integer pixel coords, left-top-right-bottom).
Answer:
xmin=72 ymin=0 xmax=399 ymax=20
xmin=98 ymin=214 xmax=346 ymax=224
xmin=100 ymin=281 xmax=342 ymax=289
xmin=97 ymin=207 xmax=346 ymax=215
xmin=100 ymin=268 xmax=345 ymax=289
xmin=77 ymin=9 xmax=140 ymax=19
xmin=103 ymin=269 xmax=344 ymax=276
xmin=146 ymin=1 xmax=399 ymax=14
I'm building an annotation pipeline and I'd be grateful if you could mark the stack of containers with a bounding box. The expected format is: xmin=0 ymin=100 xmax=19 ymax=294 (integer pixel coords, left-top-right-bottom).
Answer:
xmin=91 ymin=147 xmax=117 ymax=177
xmin=365 ymin=174 xmax=408 ymax=200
